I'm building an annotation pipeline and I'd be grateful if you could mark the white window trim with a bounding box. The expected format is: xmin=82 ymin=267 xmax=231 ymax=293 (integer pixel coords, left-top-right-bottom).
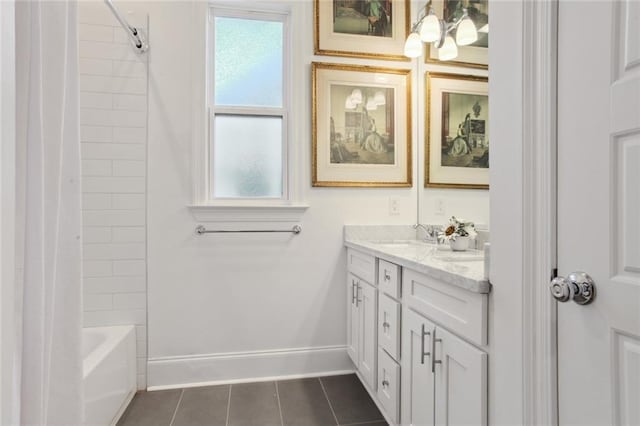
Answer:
xmin=189 ymin=1 xmax=308 ymax=224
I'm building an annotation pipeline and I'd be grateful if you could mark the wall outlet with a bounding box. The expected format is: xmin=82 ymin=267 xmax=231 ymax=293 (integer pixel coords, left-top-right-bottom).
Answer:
xmin=389 ymin=197 xmax=400 ymax=216
xmin=435 ymin=198 xmax=445 ymax=216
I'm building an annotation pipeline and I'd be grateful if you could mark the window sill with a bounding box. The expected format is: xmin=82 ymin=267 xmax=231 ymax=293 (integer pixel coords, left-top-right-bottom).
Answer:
xmin=188 ymin=203 xmax=309 ymax=224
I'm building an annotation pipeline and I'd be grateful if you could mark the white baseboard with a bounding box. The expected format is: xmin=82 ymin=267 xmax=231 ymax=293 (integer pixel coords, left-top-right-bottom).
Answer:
xmin=147 ymin=345 xmax=353 ymax=390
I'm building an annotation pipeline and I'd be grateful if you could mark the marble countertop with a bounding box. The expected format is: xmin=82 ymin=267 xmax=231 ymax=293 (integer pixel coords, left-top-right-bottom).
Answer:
xmin=344 ymin=238 xmax=491 ymax=294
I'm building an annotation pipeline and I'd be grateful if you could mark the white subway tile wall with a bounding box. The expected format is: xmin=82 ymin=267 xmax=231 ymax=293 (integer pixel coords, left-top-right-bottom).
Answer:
xmin=79 ymin=2 xmax=148 ymax=390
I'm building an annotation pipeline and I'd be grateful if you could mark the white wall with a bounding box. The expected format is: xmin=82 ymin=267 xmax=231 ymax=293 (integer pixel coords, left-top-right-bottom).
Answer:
xmin=82 ymin=0 xmax=492 ymax=389
xmin=78 ymin=2 xmax=149 ymax=390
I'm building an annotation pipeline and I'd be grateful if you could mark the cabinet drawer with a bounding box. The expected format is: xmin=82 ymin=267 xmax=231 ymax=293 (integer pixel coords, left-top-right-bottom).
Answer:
xmin=378 ymin=294 xmax=400 ymax=361
xmin=378 ymin=259 xmax=401 ymax=299
xmin=347 ymin=248 xmax=376 ymax=284
xmin=377 ymin=347 xmax=400 ymax=424
xmin=403 ymin=269 xmax=488 ymax=346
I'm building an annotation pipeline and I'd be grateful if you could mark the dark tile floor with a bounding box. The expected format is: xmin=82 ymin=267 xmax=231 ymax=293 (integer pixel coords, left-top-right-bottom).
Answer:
xmin=117 ymin=374 xmax=388 ymax=426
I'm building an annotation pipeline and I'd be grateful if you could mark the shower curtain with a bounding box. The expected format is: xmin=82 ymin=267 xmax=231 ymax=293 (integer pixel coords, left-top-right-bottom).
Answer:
xmin=15 ymin=1 xmax=83 ymax=424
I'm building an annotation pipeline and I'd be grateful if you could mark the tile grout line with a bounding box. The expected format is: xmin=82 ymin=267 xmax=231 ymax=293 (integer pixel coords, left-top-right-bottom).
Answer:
xmin=225 ymin=384 xmax=232 ymax=426
xmin=168 ymin=388 xmax=184 ymax=426
xmin=318 ymin=377 xmax=340 ymax=426
xmin=275 ymin=381 xmax=284 ymax=426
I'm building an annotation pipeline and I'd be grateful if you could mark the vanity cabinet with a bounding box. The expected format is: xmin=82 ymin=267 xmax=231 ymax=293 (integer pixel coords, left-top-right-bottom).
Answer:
xmin=346 ymin=245 xmax=489 ymax=426
xmin=401 ymin=308 xmax=487 ymax=426
xmin=347 ymin=249 xmax=378 ymax=391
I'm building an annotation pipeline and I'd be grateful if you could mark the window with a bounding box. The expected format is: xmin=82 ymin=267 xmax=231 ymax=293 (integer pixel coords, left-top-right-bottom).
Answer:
xmin=190 ymin=3 xmax=307 ymax=223
xmin=210 ymin=9 xmax=287 ymax=200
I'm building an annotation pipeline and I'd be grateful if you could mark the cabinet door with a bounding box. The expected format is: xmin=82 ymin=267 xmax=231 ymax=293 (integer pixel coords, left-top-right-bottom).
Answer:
xmin=347 ymin=274 xmax=359 ymax=366
xmin=358 ymin=280 xmax=377 ymax=390
xmin=401 ymin=308 xmax=436 ymax=426
xmin=433 ymin=326 xmax=487 ymax=426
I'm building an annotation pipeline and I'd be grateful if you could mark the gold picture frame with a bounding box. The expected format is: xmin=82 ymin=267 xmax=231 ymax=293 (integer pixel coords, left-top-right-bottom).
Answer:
xmin=312 ymin=62 xmax=412 ymax=187
xmin=426 ymin=72 xmax=489 ymax=189
xmin=425 ymin=0 xmax=489 ymax=69
xmin=314 ymin=0 xmax=411 ymax=61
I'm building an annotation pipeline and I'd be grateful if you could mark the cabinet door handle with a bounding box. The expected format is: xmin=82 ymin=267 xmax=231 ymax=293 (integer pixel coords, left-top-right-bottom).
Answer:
xmin=351 ymin=280 xmax=357 ymax=304
xmin=382 ymin=380 xmax=389 ymax=388
xmin=431 ymin=327 xmax=442 ymax=373
xmin=420 ymin=324 xmax=431 ymax=365
xmin=356 ymin=284 xmax=362 ymax=306
xmin=384 ymin=270 xmax=391 ymax=281
xmin=383 ymin=321 xmax=390 ymax=329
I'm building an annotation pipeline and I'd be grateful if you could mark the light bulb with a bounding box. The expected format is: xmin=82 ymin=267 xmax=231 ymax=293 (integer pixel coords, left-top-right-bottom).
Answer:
xmin=350 ymin=89 xmax=363 ymax=104
xmin=366 ymin=99 xmax=377 ymax=111
xmin=373 ymin=91 xmax=386 ymax=105
xmin=438 ymin=36 xmax=458 ymax=61
xmin=404 ymin=32 xmax=423 ymax=58
xmin=419 ymin=14 xmax=441 ymax=43
xmin=345 ymin=97 xmax=356 ymax=109
xmin=456 ymin=17 xmax=478 ymax=46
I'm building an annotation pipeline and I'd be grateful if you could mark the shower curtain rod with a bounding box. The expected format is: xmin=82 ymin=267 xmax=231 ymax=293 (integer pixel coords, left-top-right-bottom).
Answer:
xmin=104 ymin=0 xmax=148 ymax=53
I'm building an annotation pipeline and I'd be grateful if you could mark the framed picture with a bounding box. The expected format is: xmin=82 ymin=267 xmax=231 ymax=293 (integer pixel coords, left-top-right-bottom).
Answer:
xmin=314 ymin=0 xmax=411 ymax=61
xmin=426 ymin=0 xmax=489 ymax=69
xmin=426 ymin=72 xmax=488 ymax=189
xmin=312 ymin=62 xmax=412 ymax=187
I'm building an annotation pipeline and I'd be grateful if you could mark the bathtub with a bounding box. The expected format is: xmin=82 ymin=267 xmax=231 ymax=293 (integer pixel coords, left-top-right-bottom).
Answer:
xmin=83 ymin=326 xmax=137 ymax=425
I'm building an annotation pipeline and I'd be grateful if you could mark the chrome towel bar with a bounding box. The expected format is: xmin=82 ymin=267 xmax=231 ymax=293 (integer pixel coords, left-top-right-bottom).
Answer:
xmin=195 ymin=225 xmax=302 ymax=235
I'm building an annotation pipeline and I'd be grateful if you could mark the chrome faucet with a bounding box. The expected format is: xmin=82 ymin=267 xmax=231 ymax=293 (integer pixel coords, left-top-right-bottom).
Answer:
xmin=413 ymin=223 xmax=440 ymax=243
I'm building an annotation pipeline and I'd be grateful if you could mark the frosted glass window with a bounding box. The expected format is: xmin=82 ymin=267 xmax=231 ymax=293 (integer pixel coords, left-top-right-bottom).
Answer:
xmin=214 ymin=17 xmax=283 ymax=107
xmin=212 ymin=115 xmax=283 ymax=198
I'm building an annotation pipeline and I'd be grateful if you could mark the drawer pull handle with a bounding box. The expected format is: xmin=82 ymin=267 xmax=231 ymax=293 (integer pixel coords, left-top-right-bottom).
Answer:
xmin=420 ymin=324 xmax=431 ymax=365
xmin=432 ymin=327 xmax=442 ymax=373
xmin=382 ymin=380 xmax=389 ymax=388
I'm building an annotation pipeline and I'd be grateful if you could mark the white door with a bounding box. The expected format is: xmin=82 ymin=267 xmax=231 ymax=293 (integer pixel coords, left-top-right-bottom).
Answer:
xmin=557 ymin=1 xmax=640 ymax=424
xmin=433 ymin=326 xmax=487 ymax=426
xmin=401 ymin=308 xmax=435 ymax=426
xmin=359 ymin=280 xmax=377 ymax=389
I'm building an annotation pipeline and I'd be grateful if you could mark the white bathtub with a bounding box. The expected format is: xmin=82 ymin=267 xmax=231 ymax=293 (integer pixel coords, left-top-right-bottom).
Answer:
xmin=83 ymin=326 xmax=137 ymax=426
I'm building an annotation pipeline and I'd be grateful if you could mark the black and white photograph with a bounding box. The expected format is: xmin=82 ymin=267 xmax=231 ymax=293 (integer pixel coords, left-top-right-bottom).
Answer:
xmin=315 ymin=0 xmax=410 ymax=60
xmin=313 ymin=62 xmax=412 ymax=187
xmin=426 ymin=72 xmax=489 ymax=188
xmin=329 ymin=84 xmax=395 ymax=165
xmin=440 ymin=92 xmax=489 ymax=168
xmin=332 ymin=0 xmax=393 ymax=38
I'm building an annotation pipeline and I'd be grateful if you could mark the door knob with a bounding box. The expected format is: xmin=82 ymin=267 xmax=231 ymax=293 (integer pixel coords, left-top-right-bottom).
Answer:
xmin=550 ymin=271 xmax=595 ymax=305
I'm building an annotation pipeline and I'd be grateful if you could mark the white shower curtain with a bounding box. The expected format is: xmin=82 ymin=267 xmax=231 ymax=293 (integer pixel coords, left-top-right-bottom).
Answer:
xmin=15 ymin=1 xmax=83 ymax=424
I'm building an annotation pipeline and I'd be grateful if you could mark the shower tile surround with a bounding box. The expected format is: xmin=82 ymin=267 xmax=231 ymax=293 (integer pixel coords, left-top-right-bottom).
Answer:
xmin=78 ymin=2 xmax=148 ymax=389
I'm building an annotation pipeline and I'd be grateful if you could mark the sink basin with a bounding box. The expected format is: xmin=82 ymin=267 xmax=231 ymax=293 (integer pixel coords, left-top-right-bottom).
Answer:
xmin=370 ymin=240 xmax=426 ymax=248
xmin=432 ymin=253 xmax=484 ymax=262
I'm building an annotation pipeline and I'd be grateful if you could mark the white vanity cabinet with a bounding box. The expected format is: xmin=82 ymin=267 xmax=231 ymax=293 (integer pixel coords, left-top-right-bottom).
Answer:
xmin=346 ymin=244 xmax=489 ymax=426
xmin=347 ymin=249 xmax=378 ymax=390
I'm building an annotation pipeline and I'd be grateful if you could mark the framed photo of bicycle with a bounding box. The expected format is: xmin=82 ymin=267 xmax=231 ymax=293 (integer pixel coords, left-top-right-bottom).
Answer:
xmin=425 ymin=0 xmax=489 ymax=69
xmin=426 ymin=72 xmax=489 ymax=189
xmin=314 ymin=0 xmax=411 ymax=61
xmin=312 ymin=62 xmax=412 ymax=187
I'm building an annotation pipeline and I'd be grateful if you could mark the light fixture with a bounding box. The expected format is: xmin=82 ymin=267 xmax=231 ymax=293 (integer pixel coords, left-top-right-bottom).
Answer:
xmin=404 ymin=1 xmax=482 ymax=61
xmin=365 ymin=99 xmax=378 ymax=111
xmin=350 ymin=89 xmax=363 ymax=104
xmin=373 ymin=91 xmax=386 ymax=105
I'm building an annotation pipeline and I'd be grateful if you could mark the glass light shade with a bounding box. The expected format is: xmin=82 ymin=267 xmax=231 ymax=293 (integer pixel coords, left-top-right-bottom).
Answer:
xmin=404 ymin=32 xmax=423 ymax=58
xmin=438 ymin=36 xmax=458 ymax=61
xmin=419 ymin=14 xmax=441 ymax=43
xmin=456 ymin=17 xmax=478 ymax=46
xmin=365 ymin=99 xmax=378 ymax=110
xmin=345 ymin=97 xmax=357 ymax=109
xmin=350 ymin=89 xmax=363 ymax=104
xmin=373 ymin=91 xmax=386 ymax=105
